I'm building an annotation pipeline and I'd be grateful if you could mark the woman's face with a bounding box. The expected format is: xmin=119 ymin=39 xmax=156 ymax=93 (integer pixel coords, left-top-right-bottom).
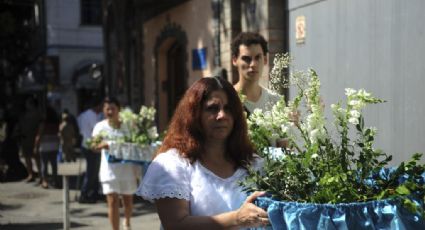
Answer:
xmin=200 ymin=90 xmax=234 ymax=143
xmin=103 ymin=102 xmax=120 ymax=120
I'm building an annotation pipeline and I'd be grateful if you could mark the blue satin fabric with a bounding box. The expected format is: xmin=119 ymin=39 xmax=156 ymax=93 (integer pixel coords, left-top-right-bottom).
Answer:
xmin=252 ymin=197 xmax=424 ymax=230
xmin=106 ymin=153 xmax=151 ymax=175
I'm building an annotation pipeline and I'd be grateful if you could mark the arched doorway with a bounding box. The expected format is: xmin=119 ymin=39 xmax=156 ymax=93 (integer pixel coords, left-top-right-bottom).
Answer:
xmin=72 ymin=60 xmax=103 ymax=113
xmin=155 ymin=24 xmax=188 ymax=132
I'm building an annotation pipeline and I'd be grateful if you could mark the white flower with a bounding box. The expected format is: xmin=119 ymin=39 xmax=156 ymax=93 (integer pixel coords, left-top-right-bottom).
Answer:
xmin=345 ymin=88 xmax=356 ymax=97
xmin=331 ymin=104 xmax=345 ymax=121
xmin=139 ymin=106 xmax=156 ymax=121
xmin=348 ymin=117 xmax=359 ymax=125
xmin=369 ymin=127 xmax=378 ymax=136
xmin=281 ymin=125 xmax=289 ymax=133
xmin=349 ymin=110 xmax=361 ymax=119
xmin=357 ymin=89 xmax=371 ymax=98
xmin=147 ymin=127 xmax=159 ymax=139
xmin=348 ymin=99 xmax=360 ymax=107
xmin=309 ymin=129 xmax=320 ymax=144
xmin=311 ymin=153 xmax=319 ymax=159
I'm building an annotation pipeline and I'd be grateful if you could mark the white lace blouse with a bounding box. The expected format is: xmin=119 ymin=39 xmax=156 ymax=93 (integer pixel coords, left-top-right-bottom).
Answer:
xmin=136 ymin=148 xmax=263 ymax=217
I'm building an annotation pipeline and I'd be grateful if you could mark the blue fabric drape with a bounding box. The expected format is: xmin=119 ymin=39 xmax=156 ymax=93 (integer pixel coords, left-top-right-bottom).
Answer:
xmin=249 ymin=168 xmax=425 ymax=229
xmin=252 ymin=196 xmax=423 ymax=230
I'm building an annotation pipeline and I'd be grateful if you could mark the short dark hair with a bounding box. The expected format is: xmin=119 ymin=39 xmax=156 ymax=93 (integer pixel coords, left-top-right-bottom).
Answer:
xmin=103 ymin=96 xmax=121 ymax=108
xmin=90 ymin=96 xmax=102 ymax=107
xmin=231 ymin=32 xmax=268 ymax=58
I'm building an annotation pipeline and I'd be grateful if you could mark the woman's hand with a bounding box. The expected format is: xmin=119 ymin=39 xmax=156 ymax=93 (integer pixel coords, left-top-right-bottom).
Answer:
xmin=94 ymin=141 xmax=109 ymax=151
xmin=235 ymin=191 xmax=269 ymax=228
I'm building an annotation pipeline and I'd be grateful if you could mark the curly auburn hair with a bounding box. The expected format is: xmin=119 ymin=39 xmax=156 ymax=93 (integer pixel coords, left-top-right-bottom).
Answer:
xmin=157 ymin=77 xmax=255 ymax=169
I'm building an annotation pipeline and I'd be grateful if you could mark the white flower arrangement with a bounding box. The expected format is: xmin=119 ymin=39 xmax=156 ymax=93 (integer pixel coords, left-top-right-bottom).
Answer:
xmin=88 ymin=105 xmax=160 ymax=162
xmin=242 ymin=53 xmax=425 ymax=217
xmin=120 ymin=105 xmax=159 ymax=146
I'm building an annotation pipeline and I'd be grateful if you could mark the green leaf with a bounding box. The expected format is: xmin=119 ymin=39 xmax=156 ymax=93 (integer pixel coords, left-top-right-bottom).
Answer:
xmin=395 ymin=185 xmax=411 ymax=195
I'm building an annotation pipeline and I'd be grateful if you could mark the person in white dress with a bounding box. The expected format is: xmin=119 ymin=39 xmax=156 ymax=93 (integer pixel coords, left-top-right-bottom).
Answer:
xmin=92 ymin=97 xmax=140 ymax=230
xmin=136 ymin=77 xmax=269 ymax=229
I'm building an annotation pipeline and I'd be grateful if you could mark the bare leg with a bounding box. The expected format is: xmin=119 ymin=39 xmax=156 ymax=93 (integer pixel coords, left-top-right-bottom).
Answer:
xmin=24 ymin=157 xmax=32 ymax=174
xmin=122 ymin=194 xmax=133 ymax=228
xmin=22 ymin=145 xmax=35 ymax=181
xmin=106 ymin=193 xmax=120 ymax=230
xmin=40 ymin=151 xmax=49 ymax=188
xmin=33 ymin=151 xmax=41 ymax=181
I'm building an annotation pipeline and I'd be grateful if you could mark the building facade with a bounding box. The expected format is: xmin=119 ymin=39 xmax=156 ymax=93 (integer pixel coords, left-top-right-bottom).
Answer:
xmin=102 ymin=0 xmax=425 ymax=164
xmin=45 ymin=0 xmax=104 ymax=114
xmin=102 ymin=0 xmax=288 ymax=131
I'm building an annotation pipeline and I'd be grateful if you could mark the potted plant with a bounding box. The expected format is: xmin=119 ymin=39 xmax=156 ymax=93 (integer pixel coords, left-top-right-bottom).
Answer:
xmin=242 ymin=54 xmax=425 ymax=229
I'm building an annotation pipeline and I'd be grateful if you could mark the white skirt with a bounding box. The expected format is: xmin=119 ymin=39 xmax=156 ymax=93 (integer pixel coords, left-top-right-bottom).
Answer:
xmin=102 ymin=179 xmax=138 ymax=195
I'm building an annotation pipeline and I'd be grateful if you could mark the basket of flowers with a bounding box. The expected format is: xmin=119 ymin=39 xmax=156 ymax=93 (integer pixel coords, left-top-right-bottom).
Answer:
xmin=242 ymin=54 xmax=425 ymax=229
xmin=88 ymin=106 xmax=161 ymax=163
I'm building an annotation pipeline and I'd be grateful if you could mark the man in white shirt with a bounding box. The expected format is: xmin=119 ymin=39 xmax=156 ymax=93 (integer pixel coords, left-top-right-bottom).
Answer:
xmin=232 ymin=32 xmax=282 ymax=115
xmin=78 ymin=99 xmax=103 ymax=203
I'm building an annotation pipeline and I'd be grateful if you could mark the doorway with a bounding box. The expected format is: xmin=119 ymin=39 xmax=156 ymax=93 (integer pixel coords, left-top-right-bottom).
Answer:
xmin=155 ymin=25 xmax=188 ymax=132
xmin=166 ymin=42 xmax=185 ymax=121
xmin=157 ymin=39 xmax=187 ymax=131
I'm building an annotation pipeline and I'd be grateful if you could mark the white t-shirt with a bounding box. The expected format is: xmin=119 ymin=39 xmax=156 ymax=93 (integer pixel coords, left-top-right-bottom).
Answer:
xmin=92 ymin=120 xmax=141 ymax=183
xmin=244 ymin=86 xmax=282 ymax=113
xmin=136 ymin=148 xmax=263 ymax=218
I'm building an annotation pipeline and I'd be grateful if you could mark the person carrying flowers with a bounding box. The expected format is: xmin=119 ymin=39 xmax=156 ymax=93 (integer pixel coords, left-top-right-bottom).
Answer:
xmin=91 ymin=97 xmax=141 ymax=230
xmin=137 ymin=77 xmax=269 ymax=229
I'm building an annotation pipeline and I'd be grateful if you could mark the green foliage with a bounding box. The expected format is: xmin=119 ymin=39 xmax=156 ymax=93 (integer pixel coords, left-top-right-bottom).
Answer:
xmin=119 ymin=106 xmax=160 ymax=147
xmin=241 ymin=53 xmax=425 ymax=217
xmin=87 ymin=106 xmax=162 ymax=148
xmin=85 ymin=130 xmax=107 ymax=149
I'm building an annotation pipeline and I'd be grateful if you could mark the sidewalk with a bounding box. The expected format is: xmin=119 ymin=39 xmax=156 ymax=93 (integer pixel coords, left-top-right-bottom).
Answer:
xmin=0 ymin=179 xmax=160 ymax=229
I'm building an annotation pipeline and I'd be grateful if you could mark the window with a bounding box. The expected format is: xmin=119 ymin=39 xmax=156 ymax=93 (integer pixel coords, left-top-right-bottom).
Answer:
xmin=80 ymin=0 xmax=101 ymax=25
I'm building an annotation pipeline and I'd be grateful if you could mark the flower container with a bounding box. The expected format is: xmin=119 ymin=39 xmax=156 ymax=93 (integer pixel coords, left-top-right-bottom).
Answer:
xmin=253 ymin=196 xmax=424 ymax=230
xmin=243 ymin=54 xmax=425 ymax=230
xmin=108 ymin=141 xmax=123 ymax=159
xmin=248 ymin=168 xmax=425 ymax=230
xmin=107 ymin=141 xmax=158 ymax=163
xmin=137 ymin=145 xmax=157 ymax=162
xmin=120 ymin=142 xmax=132 ymax=160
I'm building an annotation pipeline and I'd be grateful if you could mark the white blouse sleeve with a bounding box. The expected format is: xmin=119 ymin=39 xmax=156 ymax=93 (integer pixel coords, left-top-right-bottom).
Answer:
xmin=136 ymin=149 xmax=191 ymax=202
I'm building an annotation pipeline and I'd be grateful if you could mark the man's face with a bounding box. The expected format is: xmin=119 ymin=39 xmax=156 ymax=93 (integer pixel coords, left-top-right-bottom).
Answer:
xmin=232 ymin=44 xmax=267 ymax=83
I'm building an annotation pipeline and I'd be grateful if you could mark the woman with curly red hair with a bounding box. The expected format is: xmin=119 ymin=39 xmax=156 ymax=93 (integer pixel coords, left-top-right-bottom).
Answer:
xmin=137 ymin=77 xmax=268 ymax=229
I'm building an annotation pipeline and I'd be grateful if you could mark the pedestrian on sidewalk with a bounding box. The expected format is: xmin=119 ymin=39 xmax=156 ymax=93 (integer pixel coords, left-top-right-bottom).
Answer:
xmin=35 ymin=105 xmax=60 ymax=189
xmin=0 ymin=101 xmax=27 ymax=182
xmin=92 ymin=97 xmax=140 ymax=230
xmin=136 ymin=77 xmax=269 ymax=229
xmin=78 ymin=99 xmax=103 ymax=203
xmin=17 ymin=97 xmax=42 ymax=183
xmin=58 ymin=110 xmax=77 ymax=162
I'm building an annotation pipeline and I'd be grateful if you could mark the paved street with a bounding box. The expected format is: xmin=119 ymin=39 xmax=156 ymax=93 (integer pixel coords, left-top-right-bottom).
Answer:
xmin=0 ymin=179 xmax=161 ymax=229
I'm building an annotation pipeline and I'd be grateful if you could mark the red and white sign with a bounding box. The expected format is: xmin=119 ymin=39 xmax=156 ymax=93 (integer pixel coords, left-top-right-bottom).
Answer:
xmin=296 ymin=15 xmax=306 ymax=44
